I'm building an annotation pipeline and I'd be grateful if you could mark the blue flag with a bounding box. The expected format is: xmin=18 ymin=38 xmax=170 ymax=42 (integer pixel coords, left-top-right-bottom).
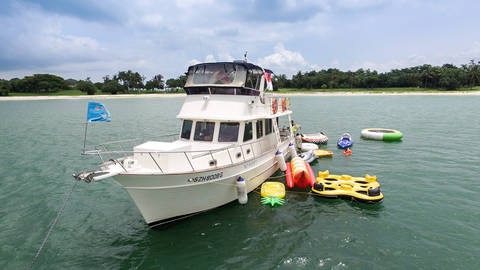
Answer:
xmin=86 ymin=102 xmax=111 ymax=122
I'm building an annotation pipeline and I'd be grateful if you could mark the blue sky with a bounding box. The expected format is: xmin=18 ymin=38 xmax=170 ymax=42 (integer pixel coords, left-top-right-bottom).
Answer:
xmin=1 ymin=0 xmax=480 ymax=82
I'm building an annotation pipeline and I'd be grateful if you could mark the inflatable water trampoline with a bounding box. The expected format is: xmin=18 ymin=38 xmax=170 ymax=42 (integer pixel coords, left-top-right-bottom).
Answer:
xmin=361 ymin=128 xmax=403 ymax=141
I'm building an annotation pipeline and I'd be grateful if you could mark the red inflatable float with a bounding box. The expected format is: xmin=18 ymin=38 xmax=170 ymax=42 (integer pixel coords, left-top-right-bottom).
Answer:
xmin=285 ymin=157 xmax=315 ymax=189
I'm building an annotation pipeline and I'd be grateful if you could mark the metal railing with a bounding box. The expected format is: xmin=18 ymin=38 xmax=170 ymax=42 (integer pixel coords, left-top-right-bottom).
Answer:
xmin=84 ymin=135 xmax=285 ymax=174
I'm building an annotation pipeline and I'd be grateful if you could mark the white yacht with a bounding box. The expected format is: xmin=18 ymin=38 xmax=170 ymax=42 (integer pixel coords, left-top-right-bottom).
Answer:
xmin=75 ymin=61 xmax=295 ymax=227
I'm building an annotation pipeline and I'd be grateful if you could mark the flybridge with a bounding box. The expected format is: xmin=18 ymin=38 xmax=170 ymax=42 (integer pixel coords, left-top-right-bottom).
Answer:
xmin=183 ymin=61 xmax=273 ymax=96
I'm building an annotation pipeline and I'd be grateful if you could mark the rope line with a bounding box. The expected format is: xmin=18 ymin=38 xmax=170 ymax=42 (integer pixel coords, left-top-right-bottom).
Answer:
xmin=208 ymin=172 xmax=313 ymax=196
xmin=29 ymin=180 xmax=78 ymax=270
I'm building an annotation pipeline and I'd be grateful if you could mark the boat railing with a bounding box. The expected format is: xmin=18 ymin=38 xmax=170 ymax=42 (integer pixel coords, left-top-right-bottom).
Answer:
xmin=84 ymin=136 xmax=284 ymax=174
xmin=84 ymin=133 xmax=179 ymax=163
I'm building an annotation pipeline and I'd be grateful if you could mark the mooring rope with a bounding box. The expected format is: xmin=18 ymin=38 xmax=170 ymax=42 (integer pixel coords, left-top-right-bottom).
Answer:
xmin=28 ymin=180 xmax=78 ymax=270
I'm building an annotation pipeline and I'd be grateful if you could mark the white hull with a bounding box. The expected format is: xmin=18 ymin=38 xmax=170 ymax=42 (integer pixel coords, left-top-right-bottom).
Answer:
xmin=113 ymin=140 xmax=290 ymax=225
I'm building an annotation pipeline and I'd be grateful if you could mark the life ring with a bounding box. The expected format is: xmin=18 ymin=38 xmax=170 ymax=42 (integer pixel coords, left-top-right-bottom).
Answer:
xmin=281 ymin=98 xmax=286 ymax=112
xmin=272 ymin=99 xmax=278 ymax=114
xmin=361 ymin=128 xmax=403 ymax=141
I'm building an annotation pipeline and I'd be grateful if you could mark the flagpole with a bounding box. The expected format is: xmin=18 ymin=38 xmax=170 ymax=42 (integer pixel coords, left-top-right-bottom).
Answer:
xmin=83 ymin=102 xmax=110 ymax=154
xmin=82 ymin=122 xmax=88 ymax=154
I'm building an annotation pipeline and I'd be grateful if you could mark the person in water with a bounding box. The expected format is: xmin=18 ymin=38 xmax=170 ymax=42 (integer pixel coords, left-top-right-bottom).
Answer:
xmin=344 ymin=148 xmax=352 ymax=156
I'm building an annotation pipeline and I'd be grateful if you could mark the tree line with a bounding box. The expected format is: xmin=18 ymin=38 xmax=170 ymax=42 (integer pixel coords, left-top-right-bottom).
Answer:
xmin=274 ymin=60 xmax=480 ymax=90
xmin=0 ymin=70 xmax=187 ymax=96
xmin=1 ymin=60 xmax=479 ymax=96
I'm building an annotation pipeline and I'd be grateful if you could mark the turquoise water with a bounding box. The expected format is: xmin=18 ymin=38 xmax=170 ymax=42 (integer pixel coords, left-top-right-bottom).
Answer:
xmin=1 ymin=95 xmax=479 ymax=269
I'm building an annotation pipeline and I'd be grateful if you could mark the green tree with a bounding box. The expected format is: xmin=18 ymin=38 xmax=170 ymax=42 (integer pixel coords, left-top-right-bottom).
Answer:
xmin=273 ymin=74 xmax=290 ymax=88
xmin=439 ymin=65 xmax=463 ymax=90
xmin=94 ymin=82 xmax=104 ymax=92
xmin=115 ymin=70 xmax=144 ymax=92
xmin=0 ymin=79 xmax=10 ymax=96
xmin=166 ymin=75 xmax=187 ymax=90
xmin=76 ymin=78 xmax=97 ymax=95
xmin=17 ymin=74 xmax=69 ymax=93
xmin=145 ymin=74 xmax=164 ymax=90
xmin=103 ymin=79 xmax=123 ymax=94
xmin=463 ymin=59 xmax=480 ymax=88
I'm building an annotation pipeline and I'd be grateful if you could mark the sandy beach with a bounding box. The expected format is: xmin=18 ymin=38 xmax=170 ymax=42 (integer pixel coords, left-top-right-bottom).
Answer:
xmin=1 ymin=91 xmax=479 ymax=101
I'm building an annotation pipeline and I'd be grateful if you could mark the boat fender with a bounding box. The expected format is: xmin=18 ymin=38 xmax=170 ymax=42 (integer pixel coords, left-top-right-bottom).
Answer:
xmin=275 ymin=150 xmax=287 ymax=171
xmin=288 ymin=142 xmax=297 ymax=158
xmin=281 ymin=98 xmax=287 ymax=112
xmin=236 ymin=177 xmax=248 ymax=204
xmin=285 ymin=162 xmax=294 ymax=189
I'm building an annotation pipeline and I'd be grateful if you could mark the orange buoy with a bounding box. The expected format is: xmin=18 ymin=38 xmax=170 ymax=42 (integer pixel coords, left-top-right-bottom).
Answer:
xmin=272 ymin=99 xmax=278 ymax=114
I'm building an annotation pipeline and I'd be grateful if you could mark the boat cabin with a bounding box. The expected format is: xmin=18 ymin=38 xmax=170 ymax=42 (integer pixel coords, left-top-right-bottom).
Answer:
xmin=177 ymin=61 xmax=290 ymax=146
xmin=184 ymin=61 xmax=272 ymax=96
xmin=179 ymin=118 xmax=278 ymax=144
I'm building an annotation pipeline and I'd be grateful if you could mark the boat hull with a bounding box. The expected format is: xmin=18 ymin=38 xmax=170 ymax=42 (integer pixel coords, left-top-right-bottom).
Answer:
xmin=112 ymin=144 xmax=289 ymax=226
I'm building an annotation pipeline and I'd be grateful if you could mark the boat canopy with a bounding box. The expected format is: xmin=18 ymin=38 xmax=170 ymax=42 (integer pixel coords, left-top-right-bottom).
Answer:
xmin=184 ymin=61 xmax=272 ymax=96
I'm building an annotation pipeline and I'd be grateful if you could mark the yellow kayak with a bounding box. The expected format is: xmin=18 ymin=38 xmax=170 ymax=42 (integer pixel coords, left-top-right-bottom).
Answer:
xmin=261 ymin=182 xmax=286 ymax=199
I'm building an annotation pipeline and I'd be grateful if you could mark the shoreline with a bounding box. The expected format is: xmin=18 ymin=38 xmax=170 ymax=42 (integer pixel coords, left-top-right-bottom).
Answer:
xmin=1 ymin=91 xmax=479 ymax=101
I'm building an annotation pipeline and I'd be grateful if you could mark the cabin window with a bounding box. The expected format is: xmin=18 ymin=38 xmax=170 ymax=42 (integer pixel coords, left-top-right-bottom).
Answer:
xmin=194 ymin=121 xmax=215 ymax=141
xmin=191 ymin=63 xmax=236 ymax=84
xmin=256 ymin=120 xmax=263 ymax=139
xmin=243 ymin=122 xmax=253 ymax=142
xmin=181 ymin=120 xmax=193 ymax=139
xmin=245 ymin=71 xmax=262 ymax=90
xmin=265 ymin=119 xmax=273 ymax=135
xmin=219 ymin=122 xmax=239 ymax=142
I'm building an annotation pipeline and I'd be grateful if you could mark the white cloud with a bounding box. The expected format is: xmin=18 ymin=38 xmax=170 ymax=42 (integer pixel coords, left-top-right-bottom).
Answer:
xmin=334 ymin=0 xmax=386 ymax=9
xmin=138 ymin=13 xmax=164 ymax=28
xmin=205 ymin=54 xmax=216 ymax=62
xmin=1 ymin=3 xmax=107 ymax=69
xmin=174 ymin=0 xmax=214 ymax=9
xmin=259 ymin=44 xmax=311 ymax=75
xmin=2 ymin=0 xmax=480 ymax=82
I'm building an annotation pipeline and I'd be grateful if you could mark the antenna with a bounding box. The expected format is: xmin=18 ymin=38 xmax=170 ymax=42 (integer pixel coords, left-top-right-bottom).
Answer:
xmin=244 ymin=51 xmax=248 ymax=62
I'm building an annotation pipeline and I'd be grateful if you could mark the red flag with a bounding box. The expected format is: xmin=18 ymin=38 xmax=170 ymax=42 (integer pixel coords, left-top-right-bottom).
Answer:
xmin=264 ymin=72 xmax=273 ymax=90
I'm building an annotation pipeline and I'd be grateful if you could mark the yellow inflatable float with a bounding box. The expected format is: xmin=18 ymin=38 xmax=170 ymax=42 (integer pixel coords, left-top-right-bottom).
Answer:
xmin=261 ymin=182 xmax=286 ymax=198
xmin=313 ymin=149 xmax=333 ymax=158
xmin=311 ymin=170 xmax=384 ymax=203
xmin=260 ymin=182 xmax=286 ymax=206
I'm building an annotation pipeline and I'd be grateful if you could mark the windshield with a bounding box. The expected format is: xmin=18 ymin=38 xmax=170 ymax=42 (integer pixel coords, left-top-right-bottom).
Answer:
xmin=185 ymin=63 xmax=247 ymax=87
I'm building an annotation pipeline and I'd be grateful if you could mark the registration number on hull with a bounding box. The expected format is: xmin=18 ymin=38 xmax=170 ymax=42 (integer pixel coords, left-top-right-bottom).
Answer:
xmin=188 ymin=172 xmax=223 ymax=183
